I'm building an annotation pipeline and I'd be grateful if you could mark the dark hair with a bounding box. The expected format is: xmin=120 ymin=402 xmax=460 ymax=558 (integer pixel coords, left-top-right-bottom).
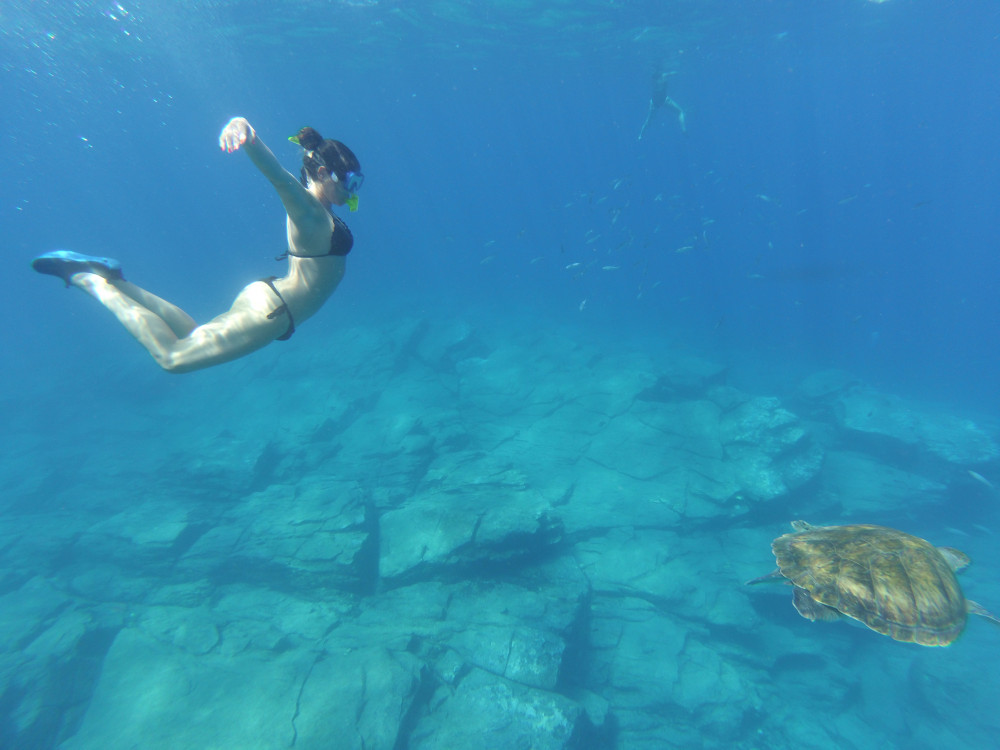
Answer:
xmin=295 ymin=126 xmax=361 ymax=186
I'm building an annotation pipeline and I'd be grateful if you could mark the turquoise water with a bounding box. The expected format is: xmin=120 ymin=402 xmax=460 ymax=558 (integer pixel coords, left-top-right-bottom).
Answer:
xmin=2 ymin=1 xmax=1000 ymax=748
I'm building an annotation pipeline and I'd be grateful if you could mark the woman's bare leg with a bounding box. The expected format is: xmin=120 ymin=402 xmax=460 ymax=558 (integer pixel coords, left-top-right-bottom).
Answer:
xmin=72 ymin=274 xmax=183 ymax=368
xmin=115 ymin=280 xmax=197 ymax=338
xmin=71 ymin=273 xmax=284 ymax=373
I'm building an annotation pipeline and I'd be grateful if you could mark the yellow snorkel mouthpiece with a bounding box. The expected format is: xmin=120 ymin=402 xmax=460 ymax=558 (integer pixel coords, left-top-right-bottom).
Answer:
xmin=346 ymin=193 xmax=359 ymax=212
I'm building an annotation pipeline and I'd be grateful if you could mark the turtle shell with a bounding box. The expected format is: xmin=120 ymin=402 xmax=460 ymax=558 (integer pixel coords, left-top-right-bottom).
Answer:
xmin=773 ymin=523 xmax=968 ymax=646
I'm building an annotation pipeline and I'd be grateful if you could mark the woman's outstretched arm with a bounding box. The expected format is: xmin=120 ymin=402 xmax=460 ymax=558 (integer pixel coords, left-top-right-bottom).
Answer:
xmin=219 ymin=117 xmax=327 ymax=230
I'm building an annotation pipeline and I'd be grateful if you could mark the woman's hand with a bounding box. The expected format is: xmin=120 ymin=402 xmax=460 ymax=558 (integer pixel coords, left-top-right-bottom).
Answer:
xmin=219 ymin=117 xmax=256 ymax=153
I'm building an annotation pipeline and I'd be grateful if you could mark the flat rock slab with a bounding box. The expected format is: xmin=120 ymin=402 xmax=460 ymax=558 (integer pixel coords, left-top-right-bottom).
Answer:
xmin=0 ymin=577 xmax=70 ymax=653
xmin=585 ymin=395 xmax=822 ymax=506
xmin=409 ymin=667 xmax=586 ymax=750
xmin=836 ymin=387 xmax=999 ymax=465
xmin=61 ymin=628 xmax=313 ymax=750
xmin=180 ymin=479 xmax=372 ymax=593
xmin=74 ymin=502 xmax=191 ymax=569
xmin=819 ymin=450 xmax=947 ymax=513
xmin=379 ymin=484 xmax=560 ymax=582
xmin=585 ymin=595 xmax=688 ymax=711
xmin=294 ymin=646 xmax=423 ymax=750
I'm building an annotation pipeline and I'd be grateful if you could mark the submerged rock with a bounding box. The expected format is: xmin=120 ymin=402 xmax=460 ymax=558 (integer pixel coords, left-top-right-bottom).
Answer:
xmin=294 ymin=646 xmax=424 ymax=750
xmin=0 ymin=580 xmax=114 ymax=748
xmin=818 ymin=450 xmax=948 ymax=514
xmin=180 ymin=478 xmax=374 ymax=593
xmin=835 ymin=386 xmax=999 ymax=466
xmin=73 ymin=501 xmax=192 ymax=571
xmin=576 ymin=393 xmax=822 ymax=524
xmin=409 ymin=667 xmax=589 ymax=750
xmin=61 ymin=628 xmax=312 ymax=750
xmin=719 ymin=396 xmax=825 ymax=501
xmin=379 ymin=455 xmax=563 ymax=583
xmin=8 ymin=317 xmax=1000 ymax=750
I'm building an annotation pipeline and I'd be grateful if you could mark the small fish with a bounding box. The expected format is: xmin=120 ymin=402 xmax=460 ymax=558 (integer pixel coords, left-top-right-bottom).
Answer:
xmin=837 ymin=195 xmax=858 ymax=205
xmin=480 ymin=255 xmax=495 ymax=265
xmin=756 ymin=193 xmax=779 ymax=205
xmin=602 ymin=265 xmax=620 ymax=271
xmin=530 ymin=256 xmax=544 ymax=264
xmin=674 ymin=245 xmax=694 ymax=254
xmin=612 ymin=178 xmax=626 ymax=190
xmin=578 ymin=299 xmax=588 ymax=311
xmin=564 ymin=262 xmax=581 ymax=270
xmin=968 ymin=470 xmax=996 ymax=490
xmin=484 ymin=239 xmax=496 ymax=247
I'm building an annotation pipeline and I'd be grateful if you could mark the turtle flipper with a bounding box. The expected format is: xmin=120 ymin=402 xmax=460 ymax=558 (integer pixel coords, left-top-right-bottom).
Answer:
xmin=792 ymin=587 xmax=841 ymax=622
xmin=968 ymin=600 xmax=1000 ymax=627
xmin=745 ymin=569 xmax=786 ymax=586
xmin=937 ymin=546 xmax=971 ymax=572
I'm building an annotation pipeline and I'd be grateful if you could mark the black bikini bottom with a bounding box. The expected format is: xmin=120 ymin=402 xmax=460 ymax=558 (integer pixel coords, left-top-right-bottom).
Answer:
xmin=260 ymin=276 xmax=295 ymax=341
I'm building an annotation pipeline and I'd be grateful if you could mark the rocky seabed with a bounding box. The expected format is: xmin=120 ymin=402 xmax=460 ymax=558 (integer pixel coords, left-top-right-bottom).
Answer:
xmin=2 ymin=317 xmax=998 ymax=749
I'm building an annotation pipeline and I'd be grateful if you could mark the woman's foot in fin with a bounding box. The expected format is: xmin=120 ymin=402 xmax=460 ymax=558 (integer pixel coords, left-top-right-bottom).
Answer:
xmin=31 ymin=250 xmax=124 ymax=287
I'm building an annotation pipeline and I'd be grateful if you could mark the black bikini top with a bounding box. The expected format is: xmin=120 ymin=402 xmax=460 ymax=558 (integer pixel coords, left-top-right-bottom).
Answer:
xmin=276 ymin=212 xmax=353 ymax=260
xmin=264 ymin=212 xmax=351 ymax=341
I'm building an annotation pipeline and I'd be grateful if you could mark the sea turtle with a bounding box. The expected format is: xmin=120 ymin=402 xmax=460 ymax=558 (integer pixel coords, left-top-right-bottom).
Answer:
xmin=747 ymin=521 xmax=1000 ymax=646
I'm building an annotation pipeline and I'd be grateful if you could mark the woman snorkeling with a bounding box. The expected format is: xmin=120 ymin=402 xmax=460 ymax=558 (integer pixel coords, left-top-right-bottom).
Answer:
xmin=31 ymin=117 xmax=362 ymax=374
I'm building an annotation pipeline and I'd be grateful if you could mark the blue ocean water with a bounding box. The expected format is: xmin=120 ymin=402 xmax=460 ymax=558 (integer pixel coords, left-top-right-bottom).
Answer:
xmin=2 ymin=1 xmax=1000 ymax=748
